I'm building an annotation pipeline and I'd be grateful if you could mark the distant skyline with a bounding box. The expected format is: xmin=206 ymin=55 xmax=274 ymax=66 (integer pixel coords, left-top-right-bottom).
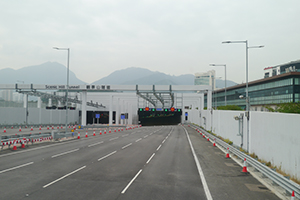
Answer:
xmin=0 ymin=1 xmax=299 ymax=84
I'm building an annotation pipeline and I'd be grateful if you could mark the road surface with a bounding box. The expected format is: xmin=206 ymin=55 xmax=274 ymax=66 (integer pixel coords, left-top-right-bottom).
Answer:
xmin=0 ymin=125 xmax=280 ymax=199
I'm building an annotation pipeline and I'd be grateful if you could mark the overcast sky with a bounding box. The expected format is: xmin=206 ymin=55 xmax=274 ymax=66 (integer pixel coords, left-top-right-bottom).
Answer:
xmin=0 ymin=0 xmax=299 ymax=84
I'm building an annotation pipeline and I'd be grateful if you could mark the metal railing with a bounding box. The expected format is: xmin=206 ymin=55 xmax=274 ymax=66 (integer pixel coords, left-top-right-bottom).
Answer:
xmin=1 ymin=132 xmax=53 ymax=150
xmin=0 ymin=130 xmax=77 ymax=150
xmin=0 ymin=124 xmax=76 ymax=129
xmin=188 ymin=123 xmax=300 ymax=199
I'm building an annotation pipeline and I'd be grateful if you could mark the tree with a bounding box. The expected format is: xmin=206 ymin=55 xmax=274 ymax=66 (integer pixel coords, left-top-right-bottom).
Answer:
xmin=276 ymin=102 xmax=300 ymax=114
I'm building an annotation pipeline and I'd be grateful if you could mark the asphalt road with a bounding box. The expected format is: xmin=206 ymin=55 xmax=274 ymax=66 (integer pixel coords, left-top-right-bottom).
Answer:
xmin=0 ymin=125 xmax=280 ymax=200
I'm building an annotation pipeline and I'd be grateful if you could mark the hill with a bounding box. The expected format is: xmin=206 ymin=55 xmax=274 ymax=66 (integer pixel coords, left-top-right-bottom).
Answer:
xmin=0 ymin=63 xmax=237 ymax=88
xmin=91 ymin=67 xmax=237 ymax=88
xmin=0 ymin=62 xmax=86 ymax=85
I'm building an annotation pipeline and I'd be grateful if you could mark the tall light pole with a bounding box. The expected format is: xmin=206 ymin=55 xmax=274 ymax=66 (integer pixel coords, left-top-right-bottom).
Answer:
xmin=53 ymin=47 xmax=70 ymax=134
xmin=222 ymin=40 xmax=263 ymax=152
xmin=210 ymin=64 xmax=227 ymax=106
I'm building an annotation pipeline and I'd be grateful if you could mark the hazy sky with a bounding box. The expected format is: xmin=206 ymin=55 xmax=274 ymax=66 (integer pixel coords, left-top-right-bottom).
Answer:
xmin=0 ymin=0 xmax=299 ymax=84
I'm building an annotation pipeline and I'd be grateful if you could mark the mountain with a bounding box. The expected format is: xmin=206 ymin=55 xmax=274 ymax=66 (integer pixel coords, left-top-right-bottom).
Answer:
xmin=91 ymin=67 xmax=196 ymax=85
xmin=0 ymin=63 xmax=237 ymax=87
xmin=216 ymin=79 xmax=238 ymax=89
xmin=0 ymin=62 xmax=86 ymax=85
xmin=91 ymin=67 xmax=237 ymax=87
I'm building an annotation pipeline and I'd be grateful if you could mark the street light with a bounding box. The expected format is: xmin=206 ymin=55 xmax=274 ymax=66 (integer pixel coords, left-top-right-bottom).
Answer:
xmin=210 ymin=64 xmax=227 ymax=106
xmin=53 ymin=47 xmax=70 ymax=134
xmin=222 ymin=40 xmax=264 ymax=152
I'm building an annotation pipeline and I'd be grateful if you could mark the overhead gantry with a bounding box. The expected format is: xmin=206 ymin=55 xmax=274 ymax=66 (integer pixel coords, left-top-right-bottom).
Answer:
xmin=136 ymin=85 xmax=175 ymax=109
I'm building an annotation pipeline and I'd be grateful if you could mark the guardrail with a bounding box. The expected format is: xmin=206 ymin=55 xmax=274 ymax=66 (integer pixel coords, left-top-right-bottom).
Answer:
xmin=0 ymin=130 xmax=78 ymax=150
xmin=1 ymin=132 xmax=53 ymax=150
xmin=0 ymin=124 xmax=77 ymax=129
xmin=187 ymin=123 xmax=300 ymax=199
xmin=1 ymin=125 xmax=142 ymax=151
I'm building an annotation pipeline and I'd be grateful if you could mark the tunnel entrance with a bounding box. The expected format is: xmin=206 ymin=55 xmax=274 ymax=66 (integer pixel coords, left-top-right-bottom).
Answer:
xmin=138 ymin=109 xmax=182 ymax=126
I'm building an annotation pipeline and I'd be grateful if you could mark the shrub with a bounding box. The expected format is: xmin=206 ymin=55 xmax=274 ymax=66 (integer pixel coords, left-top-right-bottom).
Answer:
xmin=217 ymin=105 xmax=243 ymax=110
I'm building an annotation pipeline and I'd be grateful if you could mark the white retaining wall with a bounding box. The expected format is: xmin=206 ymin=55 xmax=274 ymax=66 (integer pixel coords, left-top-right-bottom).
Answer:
xmin=189 ymin=109 xmax=300 ymax=181
xmin=0 ymin=107 xmax=80 ymax=125
xmin=250 ymin=112 xmax=300 ymax=181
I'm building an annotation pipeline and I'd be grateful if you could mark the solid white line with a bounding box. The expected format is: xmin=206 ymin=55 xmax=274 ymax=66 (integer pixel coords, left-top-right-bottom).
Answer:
xmin=135 ymin=138 xmax=142 ymax=142
xmin=121 ymin=169 xmax=143 ymax=194
xmin=88 ymin=141 xmax=103 ymax=147
xmin=183 ymin=127 xmax=213 ymax=200
xmin=43 ymin=166 xmax=86 ymax=188
xmin=122 ymin=143 xmax=132 ymax=149
xmin=51 ymin=149 xmax=79 ymax=158
xmin=156 ymin=144 xmax=162 ymax=151
xmin=109 ymin=137 xmax=119 ymax=141
xmin=0 ymin=162 xmax=34 ymax=174
xmin=146 ymin=153 xmax=155 ymax=164
xmin=98 ymin=151 xmax=117 ymax=161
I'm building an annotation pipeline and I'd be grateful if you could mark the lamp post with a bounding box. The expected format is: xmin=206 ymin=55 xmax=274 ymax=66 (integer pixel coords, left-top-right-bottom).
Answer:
xmin=53 ymin=47 xmax=70 ymax=134
xmin=210 ymin=64 xmax=227 ymax=106
xmin=222 ymin=40 xmax=263 ymax=152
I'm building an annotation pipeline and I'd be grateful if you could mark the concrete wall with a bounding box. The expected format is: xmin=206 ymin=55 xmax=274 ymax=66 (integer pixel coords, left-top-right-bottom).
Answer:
xmin=0 ymin=107 xmax=80 ymax=125
xmin=190 ymin=109 xmax=300 ymax=181
xmin=250 ymin=112 xmax=300 ymax=181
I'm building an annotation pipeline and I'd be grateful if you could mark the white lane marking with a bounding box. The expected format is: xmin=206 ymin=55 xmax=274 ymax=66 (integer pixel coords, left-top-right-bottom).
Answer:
xmin=121 ymin=169 xmax=143 ymax=194
xmin=146 ymin=153 xmax=155 ymax=164
xmin=149 ymin=133 xmax=153 ymax=135
xmin=88 ymin=141 xmax=104 ymax=147
xmin=51 ymin=149 xmax=79 ymax=158
xmin=183 ymin=127 xmax=213 ymax=200
xmin=135 ymin=138 xmax=142 ymax=142
xmin=162 ymin=139 xmax=166 ymax=144
xmin=122 ymin=143 xmax=132 ymax=149
xmin=122 ymin=134 xmax=129 ymax=137
xmin=43 ymin=166 xmax=86 ymax=188
xmin=109 ymin=137 xmax=119 ymax=141
xmin=156 ymin=144 xmax=162 ymax=151
xmin=98 ymin=151 xmax=117 ymax=161
xmin=144 ymin=135 xmax=148 ymax=138
xmin=0 ymin=162 xmax=34 ymax=174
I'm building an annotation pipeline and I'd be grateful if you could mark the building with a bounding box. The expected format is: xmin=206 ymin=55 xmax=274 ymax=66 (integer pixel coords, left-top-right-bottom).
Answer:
xmin=194 ymin=70 xmax=216 ymax=89
xmin=205 ymin=72 xmax=300 ymax=111
xmin=0 ymin=90 xmax=13 ymax=101
xmin=264 ymin=60 xmax=300 ymax=78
